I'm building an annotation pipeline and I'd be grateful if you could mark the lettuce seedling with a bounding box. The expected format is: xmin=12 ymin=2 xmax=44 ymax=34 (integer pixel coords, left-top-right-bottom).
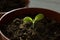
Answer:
xmin=23 ymin=14 xmax=44 ymax=28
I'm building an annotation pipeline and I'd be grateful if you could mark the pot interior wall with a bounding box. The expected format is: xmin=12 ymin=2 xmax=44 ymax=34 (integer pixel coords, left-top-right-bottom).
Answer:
xmin=0 ymin=8 xmax=60 ymax=25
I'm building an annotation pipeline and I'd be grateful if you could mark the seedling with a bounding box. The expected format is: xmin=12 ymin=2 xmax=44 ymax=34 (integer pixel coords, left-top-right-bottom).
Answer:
xmin=23 ymin=14 xmax=44 ymax=28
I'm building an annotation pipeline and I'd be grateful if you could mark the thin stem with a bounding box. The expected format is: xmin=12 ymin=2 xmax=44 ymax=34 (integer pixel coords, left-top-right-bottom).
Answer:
xmin=32 ymin=20 xmax=35 ymax=29
xmin=32 ymin=23 xmax=34 ymax=29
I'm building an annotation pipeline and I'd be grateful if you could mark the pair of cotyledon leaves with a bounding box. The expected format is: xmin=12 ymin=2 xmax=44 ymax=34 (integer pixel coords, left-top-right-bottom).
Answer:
xmin=23 ymin=14 xmax=44 ymax=24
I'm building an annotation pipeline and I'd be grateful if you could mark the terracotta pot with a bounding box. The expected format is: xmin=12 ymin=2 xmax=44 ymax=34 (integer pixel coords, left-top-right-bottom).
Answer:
xmin=0 ymin=8 xmax=60 ymax=40
xmin=0 ymin=0 xmax=29 ymax=12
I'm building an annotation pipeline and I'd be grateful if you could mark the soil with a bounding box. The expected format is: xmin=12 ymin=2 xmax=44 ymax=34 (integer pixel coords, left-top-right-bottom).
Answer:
xmin=1 ymin=17 xmax=60 ymax=40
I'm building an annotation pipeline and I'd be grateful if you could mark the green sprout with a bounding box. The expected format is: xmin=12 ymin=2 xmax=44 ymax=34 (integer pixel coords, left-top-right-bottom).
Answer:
xmin=23 ymin=14 xmax=44 ymax=28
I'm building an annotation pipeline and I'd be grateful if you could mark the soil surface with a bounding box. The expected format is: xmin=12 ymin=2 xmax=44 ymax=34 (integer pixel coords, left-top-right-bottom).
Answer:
xmin=1 ymin=17 xmax=60 ymax=40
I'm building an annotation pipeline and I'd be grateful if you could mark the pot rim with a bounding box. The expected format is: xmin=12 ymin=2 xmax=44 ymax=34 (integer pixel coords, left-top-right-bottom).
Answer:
xmin=0 ymin=7 xmax=26 ymax=21
xmin=0 ymin=7 xmax=60 ymax=21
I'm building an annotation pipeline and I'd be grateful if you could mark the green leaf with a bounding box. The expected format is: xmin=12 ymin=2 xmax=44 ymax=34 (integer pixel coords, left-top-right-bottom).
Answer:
xmin=23 ymin=17 xmax=33 ymax=23
xmin=34 ymin=14 xmax=44 ymax=22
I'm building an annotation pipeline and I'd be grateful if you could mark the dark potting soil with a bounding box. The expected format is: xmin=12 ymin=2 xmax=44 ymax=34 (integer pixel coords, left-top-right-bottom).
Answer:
xmin=1 ymin=17 xmax=60 ymax=40
xmin=0 ymin=0 xmax=26 ymax=12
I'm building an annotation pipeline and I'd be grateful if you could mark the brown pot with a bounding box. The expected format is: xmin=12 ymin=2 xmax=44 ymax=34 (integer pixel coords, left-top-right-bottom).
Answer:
xmin=0 ymin=0 xmax=29 ymax=12
xmin=0 ymin=8 xmax=60 ymax=40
